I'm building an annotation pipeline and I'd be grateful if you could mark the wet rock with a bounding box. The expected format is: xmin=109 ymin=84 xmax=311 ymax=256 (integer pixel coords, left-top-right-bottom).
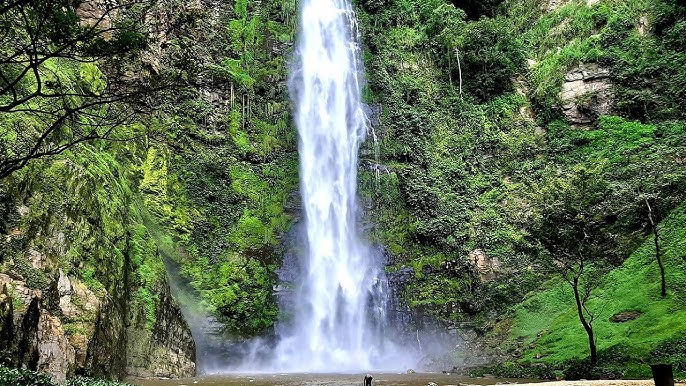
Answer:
xmin=125 ymin=282 xmax=196 ymax=378
xmin=363 ymin=104 xmax=383 ymax=129
xmin=361 ymin=160 xmax=392 ymax=176
xmin=386 ymin=266 xmax=415 ymax=338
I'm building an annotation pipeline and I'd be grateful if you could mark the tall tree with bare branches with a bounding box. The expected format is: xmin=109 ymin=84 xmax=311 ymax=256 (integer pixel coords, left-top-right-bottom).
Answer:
xmin=527 ymin=165 xmax=621 ymax=366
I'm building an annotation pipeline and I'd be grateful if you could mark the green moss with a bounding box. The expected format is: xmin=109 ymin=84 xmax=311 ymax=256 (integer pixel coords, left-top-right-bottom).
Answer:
xmin=81 ymin=266 xmax=105 ymax=295
xmin=136 ymin=287 xmax=158 ymax=331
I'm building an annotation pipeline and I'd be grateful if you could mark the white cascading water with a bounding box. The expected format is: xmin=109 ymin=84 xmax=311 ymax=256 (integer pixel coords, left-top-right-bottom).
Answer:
xmin=269 ymin=0 xmax=402 ymax=372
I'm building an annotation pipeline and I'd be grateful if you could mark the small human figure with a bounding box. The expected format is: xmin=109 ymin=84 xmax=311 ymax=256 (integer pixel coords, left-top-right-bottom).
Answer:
xmin=364 ymin=374 xmax=373 ymax=386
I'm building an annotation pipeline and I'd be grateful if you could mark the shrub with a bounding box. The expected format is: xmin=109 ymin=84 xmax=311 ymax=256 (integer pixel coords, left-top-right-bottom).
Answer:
xmin=0 ymin=367 xmax=54 ymax=386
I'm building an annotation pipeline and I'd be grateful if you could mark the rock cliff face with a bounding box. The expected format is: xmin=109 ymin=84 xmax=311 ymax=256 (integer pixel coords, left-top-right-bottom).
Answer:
xmin=125 ymin=286 xmax=195 ymax=378
xmin=560 ymin=64 xmax=613 ymax=127
xmin=0 ymin=231 xmax=195 ymax=381
xmin=0 ymin=188 xmax=195 ymax=381
xmin=0 ymin=0 xmax=200 ymax=380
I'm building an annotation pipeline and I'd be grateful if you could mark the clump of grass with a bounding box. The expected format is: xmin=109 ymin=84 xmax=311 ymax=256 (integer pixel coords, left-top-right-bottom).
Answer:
xmin=0 ymin=367 xmax=134 ymax=386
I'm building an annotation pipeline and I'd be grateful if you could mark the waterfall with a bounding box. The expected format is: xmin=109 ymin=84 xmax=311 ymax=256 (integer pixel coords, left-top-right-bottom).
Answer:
xmin=269 ymin=0 xmax=403 ymax=372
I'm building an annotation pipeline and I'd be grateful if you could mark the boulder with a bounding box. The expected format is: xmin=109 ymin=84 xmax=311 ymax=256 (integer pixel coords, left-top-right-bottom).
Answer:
xmin=610 ymin=311 xmax=642 ymax=323
xmin=560 ymin=64 xmax=613 ymax=126
xmin=468 ymin=249 xmax=501 ymax=282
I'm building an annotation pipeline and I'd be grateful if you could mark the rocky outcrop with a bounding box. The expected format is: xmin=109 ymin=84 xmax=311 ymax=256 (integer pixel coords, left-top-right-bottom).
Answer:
xmin=544 ymin=0 xmax=601 ymax=12
xmin=76 ymin=0 xmax=116 ymax=32
xmin=468 ymin=249 xmax=501 ymax=282
xmin=637 ymin=14 xmax=650 ymax=36
xmin=36 ymin=313 xmax=74 ymax=383
xmin=560 ymin=63 xmax=613 ymax=126
xmin=0 ymin=273 xmax=76 ymax=383
xmin=0 ymin=200 xmax=195 ymax=382
xmin=0 ymin=266 xmax=195 ymax=381
xmin=126 ymin=284 xmax=196 ymax=378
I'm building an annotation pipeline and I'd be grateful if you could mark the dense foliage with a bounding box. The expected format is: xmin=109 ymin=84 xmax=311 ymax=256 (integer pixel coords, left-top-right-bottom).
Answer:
xmin=356 ymin=0 xmax=686 ymax=377
xmin=0 ymin=367 xmax=132 ymax=386
xmin=0 ymin=0 xmax=152 ymax=180
xmin=143 ymin=0 xmax=300 ymax=335
xmin=1 ymin=0 xmax=299 ymax=339
xmin=2 ymin=0 xmax=686 ymax=381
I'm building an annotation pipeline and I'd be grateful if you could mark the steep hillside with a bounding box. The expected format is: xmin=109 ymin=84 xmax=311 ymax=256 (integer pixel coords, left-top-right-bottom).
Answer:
xmin=355 ymin=0 xmax=686 ymax=376
xmin=483 ymin=206 xmax=686 ymax=378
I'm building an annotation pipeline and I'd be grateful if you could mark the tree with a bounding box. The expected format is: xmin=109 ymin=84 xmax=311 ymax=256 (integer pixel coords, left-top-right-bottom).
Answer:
xmin=527 ymin=165 xmax=620 ymax=366
xmin=0 ymin=0 xmax=156 ymax=180
xmin=613 ymin=146 xmax=686 ymax=298
xmin=453 ymin=17 xmax=524 ymax=102
xmin=643 ymin=195 xmax=665 ymax=297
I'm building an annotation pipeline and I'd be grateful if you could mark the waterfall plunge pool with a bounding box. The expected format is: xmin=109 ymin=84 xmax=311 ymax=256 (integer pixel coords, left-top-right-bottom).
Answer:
xmin=130 ymin=373 xmax=543 ymax=386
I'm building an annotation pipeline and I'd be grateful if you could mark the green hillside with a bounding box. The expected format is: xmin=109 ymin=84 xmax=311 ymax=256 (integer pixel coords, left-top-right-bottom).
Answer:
xmin=502 ymin=206 xmax=686 ymax=378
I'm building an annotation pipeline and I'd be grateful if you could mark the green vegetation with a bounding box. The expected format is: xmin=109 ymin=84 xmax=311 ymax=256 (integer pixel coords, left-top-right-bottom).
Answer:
xmin=497 ymin=206 xmax=686 ymax=378
xmin=1 ymin=0 xmax=300 ymax=343
xmin=0 ymin=367 xmax=132 ymax=386
xmin=142 ymin=0 xmax=300 ymax=335
xmin=0 ymin=0 xmax=151 ymax=180
xmin=1 ymin=0 xmax=686 ymax=381
xmin=358 ymin=0 xmax=544 ymax=325
xmin=357 ymin=0 xmax=686 ymax=376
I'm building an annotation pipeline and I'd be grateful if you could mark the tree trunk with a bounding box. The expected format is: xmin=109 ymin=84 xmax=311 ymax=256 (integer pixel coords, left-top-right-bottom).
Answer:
xmin=455 ymin=48 xmax=463 ymax=95
xmin=654 ymin=227 xmax=666 ymax=298
xmin=572 ymin=277 xmax=597 ymax=365
xmin=646 ymin=198 xmax=666 ymax=298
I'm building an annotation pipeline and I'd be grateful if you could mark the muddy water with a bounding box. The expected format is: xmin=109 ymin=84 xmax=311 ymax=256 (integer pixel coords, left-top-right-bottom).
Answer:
xmin=131 ymin=373 xmax=541 ymax=386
